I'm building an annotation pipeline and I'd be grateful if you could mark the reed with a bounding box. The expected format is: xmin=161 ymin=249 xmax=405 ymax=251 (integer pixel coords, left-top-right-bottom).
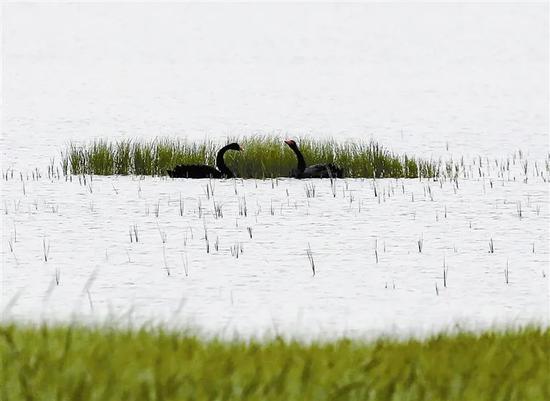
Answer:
xmin=1 ymin=324 xmax=548 ymax=401
xmin=307 ymin=243 xmax=316 ymax=276
xmin=60 ymin=137 xmax=439 ymax=179
xmin=42 ymin=238 xmax=50 ymax=262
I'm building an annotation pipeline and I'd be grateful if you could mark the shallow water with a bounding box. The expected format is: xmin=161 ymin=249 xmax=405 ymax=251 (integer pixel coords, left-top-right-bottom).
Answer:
xmin=2 ymin=3 xmax=548 ymax=168
xmin=1 ymin=3 xmax=549 ymax=337
xmin=2 ymin=165 xmax=548 ymax=337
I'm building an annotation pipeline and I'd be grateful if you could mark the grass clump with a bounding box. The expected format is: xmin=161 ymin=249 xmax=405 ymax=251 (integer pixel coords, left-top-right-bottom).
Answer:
xmin=1 ymin=324 xmax=548 ymax=401
xmin=61 ymin=137 xmax=438 ymax=178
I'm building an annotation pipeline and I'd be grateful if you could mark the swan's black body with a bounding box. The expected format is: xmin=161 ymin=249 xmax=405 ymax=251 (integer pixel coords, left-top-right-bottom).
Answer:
xmin=284 ymin=139 xmax=343 ymax=178
xmin=167 ymin=143 xmax=241 ymax=178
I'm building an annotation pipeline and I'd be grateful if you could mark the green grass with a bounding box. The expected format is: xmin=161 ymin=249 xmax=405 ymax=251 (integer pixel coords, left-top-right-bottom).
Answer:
xmin=1 ymin=324 xmax=548 ymax=401
xmin=60 ymin=137 xmax=439 ymax=178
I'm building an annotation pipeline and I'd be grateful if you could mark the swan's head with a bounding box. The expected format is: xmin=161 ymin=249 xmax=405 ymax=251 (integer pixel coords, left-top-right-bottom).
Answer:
xmin=284 ymin=139 xmax=297 ymax=148
xmin=227 ymin=143 xmax=243 ymax=151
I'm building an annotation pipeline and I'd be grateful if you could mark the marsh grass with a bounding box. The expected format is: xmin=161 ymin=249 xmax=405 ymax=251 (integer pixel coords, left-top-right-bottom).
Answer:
xmin=1 ymin=324 xmax=548 ymax=401
xmin=61 ymin=137 xmax=438 ymax=178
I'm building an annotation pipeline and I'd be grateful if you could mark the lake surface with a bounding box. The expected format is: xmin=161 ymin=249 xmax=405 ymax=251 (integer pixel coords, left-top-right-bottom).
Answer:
xmin=2 ymin=168 xmax=548 ymax=337
xmin=3 ymin=3 xmax=548 ymax=163
xmin=1 ymin=3 xmax=548 ymax=337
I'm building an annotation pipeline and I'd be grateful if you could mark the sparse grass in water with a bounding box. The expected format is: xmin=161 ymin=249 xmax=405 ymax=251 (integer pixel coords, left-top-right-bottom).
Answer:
xmin=0 ymin=324 xmax=548 ymax=401
xmin=61 ymin=137 xmax=439 ymax=178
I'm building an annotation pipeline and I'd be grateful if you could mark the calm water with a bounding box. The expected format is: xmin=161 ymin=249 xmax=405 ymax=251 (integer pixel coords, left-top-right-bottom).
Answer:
xmin=2 ymin=3 xmax=548 ymax=168
xmin=2 ymin=169 xmax=548 ymax=337
xmin=1 ymin=3 xmax=549 ymax=337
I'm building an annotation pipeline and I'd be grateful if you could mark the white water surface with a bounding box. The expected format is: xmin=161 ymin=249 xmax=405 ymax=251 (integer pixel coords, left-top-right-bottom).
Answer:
xmin=2 ymin=3 xmax=548 ymax=166
xmin=1 ymin=3 xmax=549 ymax=337
xmin=2 ymin=166 xmax=549 ymax=337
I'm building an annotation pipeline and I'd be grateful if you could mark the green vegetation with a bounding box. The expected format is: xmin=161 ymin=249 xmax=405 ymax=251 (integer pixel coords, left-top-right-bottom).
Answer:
xmin=61 ymin=137 xmax=439 ymax=178
xmin=1 ymin=324 xmax=548 ymax=401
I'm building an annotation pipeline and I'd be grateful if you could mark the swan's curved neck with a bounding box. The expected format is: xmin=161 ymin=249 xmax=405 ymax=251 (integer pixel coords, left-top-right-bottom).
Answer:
xmin=290 ymin=145 xmax=307 ymax=173
xmin=216 ymin=145 xmax=235 ymax=177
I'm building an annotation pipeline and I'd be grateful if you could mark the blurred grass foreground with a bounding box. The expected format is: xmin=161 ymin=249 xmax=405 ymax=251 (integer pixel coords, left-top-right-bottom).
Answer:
xmin=1 ymin=324 xmax=548 ymax=401
xmin=61 ymin=137 xmax=439 ymax=178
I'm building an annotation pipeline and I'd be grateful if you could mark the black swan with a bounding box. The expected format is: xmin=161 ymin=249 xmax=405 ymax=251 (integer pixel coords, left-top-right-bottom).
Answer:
xmin=167 ymin=143 xmax=242 ymax=178
xmin=284 ymin=139 xmax=343 ymax=178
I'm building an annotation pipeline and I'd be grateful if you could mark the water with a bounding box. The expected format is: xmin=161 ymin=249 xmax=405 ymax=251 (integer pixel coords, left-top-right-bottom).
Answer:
xmin=1 ymin=3 xmax=548 ymax=337
xmin=2 ymin=3 xmax=548 ymax=165
xmin=2 ymin=169 xmax=548 ymax=337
